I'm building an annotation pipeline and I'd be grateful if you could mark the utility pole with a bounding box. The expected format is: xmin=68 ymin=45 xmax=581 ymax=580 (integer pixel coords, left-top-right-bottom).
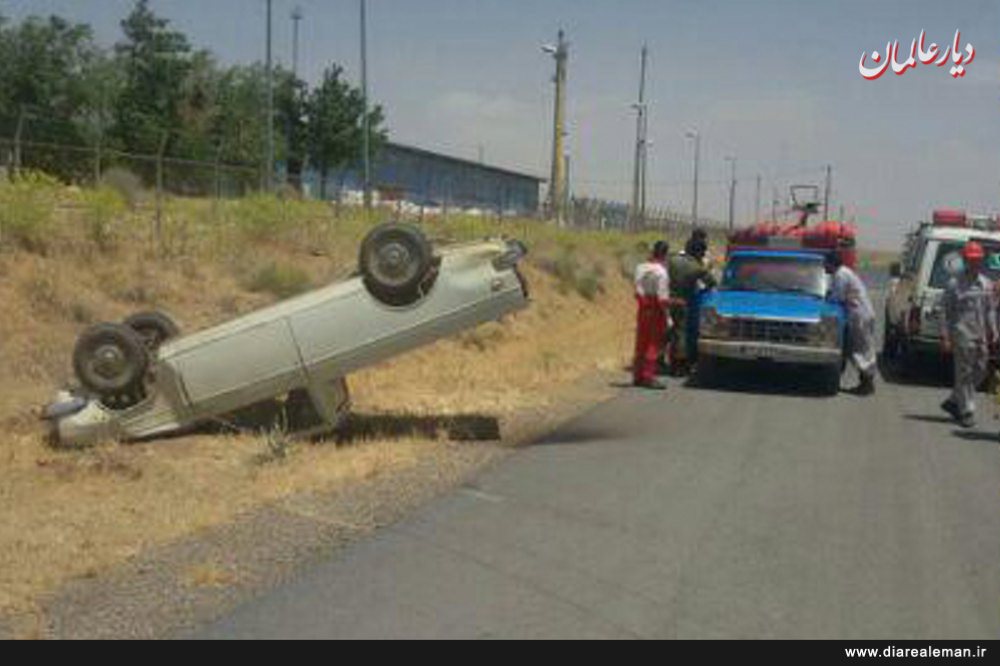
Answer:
xmin=291 ymin=6 xmax=303 ymax=78
xmin=725 ymin=156 xmax=737 ymax=231
xmin=823 ymin=164 xmax=832 ymax=220
xmin=360 ymin=0 xmax=372 ymax=213
xmin=685 ymin=129 xmax=700 ymax=226
xmin=543 ymin=30 xmax=569 ymax=226
xmin=265 ymin=0 xmax=274 ymax=193
xmin=630 ymin=44 xmax=648 ymax=232
xmin=754 ymin=173 xmax=762 ymax=224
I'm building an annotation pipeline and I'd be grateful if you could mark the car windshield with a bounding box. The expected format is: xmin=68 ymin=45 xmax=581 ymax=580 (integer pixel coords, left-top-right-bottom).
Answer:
xmin=721 ymin=255 xmax=826 ymax=297
xmin=928 ymin=241 xmax=1000 ymax=288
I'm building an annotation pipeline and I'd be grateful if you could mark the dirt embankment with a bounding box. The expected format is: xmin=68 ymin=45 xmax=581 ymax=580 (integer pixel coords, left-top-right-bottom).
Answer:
xmin=0 ymin=189 xmax=686 ymax=632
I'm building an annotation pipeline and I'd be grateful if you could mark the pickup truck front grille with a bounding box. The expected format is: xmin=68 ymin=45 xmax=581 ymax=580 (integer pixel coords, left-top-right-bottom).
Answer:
xmin=728 ymin=318 xmax=811 ymax=344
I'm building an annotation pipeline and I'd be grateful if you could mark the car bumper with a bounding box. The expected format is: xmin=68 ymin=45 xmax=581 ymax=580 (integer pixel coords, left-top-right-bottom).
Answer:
xmin=699 ymin=339 xmax=841 ymax=365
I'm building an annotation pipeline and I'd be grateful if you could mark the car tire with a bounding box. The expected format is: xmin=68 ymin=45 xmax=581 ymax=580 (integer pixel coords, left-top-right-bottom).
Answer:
xmin=124 ymin=310 xmax=180 ymax=354
xmin=359 ymin=223 xmax=434 ymax=306
xmin=73 ymin=323 xmax=150 ymax=399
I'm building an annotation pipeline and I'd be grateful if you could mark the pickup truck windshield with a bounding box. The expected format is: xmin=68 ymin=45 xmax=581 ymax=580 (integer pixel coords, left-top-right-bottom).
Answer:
xmin=929 ymin=241 xmax=1000 ymax=288
xmin=722 ymin=255 xmax=826 ymax=297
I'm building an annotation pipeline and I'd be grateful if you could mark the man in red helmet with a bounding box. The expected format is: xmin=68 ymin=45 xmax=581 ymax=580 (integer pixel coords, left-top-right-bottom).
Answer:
xmin=941 ymin=241 xmax=997 ymax=428
xmin=633 ymin=240 xmax=675 ymax=390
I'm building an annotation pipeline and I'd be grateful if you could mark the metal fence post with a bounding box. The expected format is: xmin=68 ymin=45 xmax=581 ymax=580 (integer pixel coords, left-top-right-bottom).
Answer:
xmin=155 ymin=131 xmax=169 ymax=247
xmin=13 ymin=106 xmax=27 ymax=178
xmin=214 ymin=141 xmax=224 ymax=201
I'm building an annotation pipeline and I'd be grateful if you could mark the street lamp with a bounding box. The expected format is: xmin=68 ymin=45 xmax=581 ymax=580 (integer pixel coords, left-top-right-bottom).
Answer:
xmin=685 ymin=129 xmax=700 ymax=226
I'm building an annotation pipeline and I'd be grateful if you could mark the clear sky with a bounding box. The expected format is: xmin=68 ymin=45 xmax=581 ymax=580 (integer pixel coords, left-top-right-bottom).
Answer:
xmin=4 ymin=0 xmax=998 ymax=247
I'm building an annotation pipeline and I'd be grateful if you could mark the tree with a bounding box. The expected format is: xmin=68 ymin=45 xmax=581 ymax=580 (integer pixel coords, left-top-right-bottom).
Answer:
xmin=305 ymin=65 xmax=386 ymax=198
xmin=0 ymin=14 xmax=102 ymax=179
xmin=110 ymin=0 xmax=193 ymax=157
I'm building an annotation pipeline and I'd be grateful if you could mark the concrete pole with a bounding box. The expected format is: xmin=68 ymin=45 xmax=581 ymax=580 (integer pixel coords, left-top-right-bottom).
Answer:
xmin=546 ymin=30 xmax=569 ymax=226
xmin=631 ymin=44 xmax=648 ymax=232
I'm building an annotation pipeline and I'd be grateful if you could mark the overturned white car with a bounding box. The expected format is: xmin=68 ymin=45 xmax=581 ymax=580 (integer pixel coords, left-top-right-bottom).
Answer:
xmin=45 ymin=223 xmax=529 ymax=447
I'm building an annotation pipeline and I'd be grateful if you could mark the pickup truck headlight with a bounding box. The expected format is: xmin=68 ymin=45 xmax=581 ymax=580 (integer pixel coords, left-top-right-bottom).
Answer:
xmin=700 ymin=307 xmax=728 ymax=339
xmin=812 ymin=315 xmax=840 ymax=347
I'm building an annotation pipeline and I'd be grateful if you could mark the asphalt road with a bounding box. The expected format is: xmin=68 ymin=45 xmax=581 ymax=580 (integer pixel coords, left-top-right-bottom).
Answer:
xmin=192 ymin=359 xmax=1000 ymax=639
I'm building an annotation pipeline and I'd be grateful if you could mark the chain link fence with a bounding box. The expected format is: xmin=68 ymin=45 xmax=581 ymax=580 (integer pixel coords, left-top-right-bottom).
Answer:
xmin=566 ymin=196 xmax=726 ymax=233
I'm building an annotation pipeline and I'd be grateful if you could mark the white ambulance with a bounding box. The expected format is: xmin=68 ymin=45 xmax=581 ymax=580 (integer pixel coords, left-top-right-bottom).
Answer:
xmin=884 ymin=209 xmax=1000 ymax=371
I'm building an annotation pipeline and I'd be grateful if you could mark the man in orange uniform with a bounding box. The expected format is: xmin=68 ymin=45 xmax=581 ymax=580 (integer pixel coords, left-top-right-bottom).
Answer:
xmin=633 ymin=240 xmax=675 ymax=390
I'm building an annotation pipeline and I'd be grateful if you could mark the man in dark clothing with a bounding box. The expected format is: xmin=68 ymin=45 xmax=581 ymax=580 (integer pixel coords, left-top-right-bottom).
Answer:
xmin=668 ymin=237 xmax=717 ymax=376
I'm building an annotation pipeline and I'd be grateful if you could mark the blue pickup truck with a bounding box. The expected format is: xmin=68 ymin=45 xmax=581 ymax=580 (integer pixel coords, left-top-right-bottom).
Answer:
xmin=696 ymin=249 xmax=847 ymax=394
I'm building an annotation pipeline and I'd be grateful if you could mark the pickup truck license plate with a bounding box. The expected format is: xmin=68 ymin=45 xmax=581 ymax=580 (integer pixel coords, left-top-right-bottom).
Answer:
xmin=740 ymin=344 xmax=778 ymax=360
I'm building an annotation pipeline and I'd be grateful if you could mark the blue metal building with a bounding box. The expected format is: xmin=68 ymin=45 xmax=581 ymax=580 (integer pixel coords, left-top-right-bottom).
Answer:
xmin=303 ymin=142 xmax=544 ymax=215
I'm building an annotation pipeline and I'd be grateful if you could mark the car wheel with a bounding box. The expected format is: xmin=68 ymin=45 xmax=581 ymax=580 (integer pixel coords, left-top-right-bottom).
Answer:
xmin=124 ymin=310 xmax=180 ymax=354
xmin=73 ymin=323 xmax=150 ymax=400
xmin=359 ymin=222 xmax=434 ymax=306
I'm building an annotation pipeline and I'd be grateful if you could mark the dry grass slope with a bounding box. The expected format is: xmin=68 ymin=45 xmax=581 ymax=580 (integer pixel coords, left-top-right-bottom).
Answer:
xmin=0 ymin=177 xmax=703 ymax=626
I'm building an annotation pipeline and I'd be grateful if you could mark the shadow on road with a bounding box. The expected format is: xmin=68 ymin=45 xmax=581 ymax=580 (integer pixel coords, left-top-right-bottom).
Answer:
xmin=951 ymin=430 xmax=999 ymax=445
xmin=683 ymin=362 xmax=834 ymax=399
xmin=335 ymin=412 xmax=501 ymax=445
xmin=879 ymin=353 xmax=952 ymax=388
xmin=535 ymin=422 xmax=620 ymax=446
xmin=904 ymin=414 xmax=955 ymax=425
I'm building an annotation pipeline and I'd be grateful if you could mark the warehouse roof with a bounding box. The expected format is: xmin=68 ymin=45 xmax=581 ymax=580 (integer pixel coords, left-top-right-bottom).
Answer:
xmin=384 ymin=142 xmax=546 ymax=184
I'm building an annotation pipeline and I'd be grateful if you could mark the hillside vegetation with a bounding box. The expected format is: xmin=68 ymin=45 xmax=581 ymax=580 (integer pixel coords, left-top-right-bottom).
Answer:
xmin=0 ymin=174 xmax=706 ymax=626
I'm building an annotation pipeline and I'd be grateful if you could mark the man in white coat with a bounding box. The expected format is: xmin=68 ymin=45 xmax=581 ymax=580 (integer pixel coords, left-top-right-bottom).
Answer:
xmin=825 ymin=252 xmax=877 ymax=395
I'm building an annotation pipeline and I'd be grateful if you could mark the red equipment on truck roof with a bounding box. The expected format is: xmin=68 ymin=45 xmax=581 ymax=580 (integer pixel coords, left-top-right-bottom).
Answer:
xmin=728 ymin=221 xmax=857 ymax=268
xmin=726 ymin=185 xmax=858 ymax=267
xmin=932 ymin=208 xmax=967 ymax=227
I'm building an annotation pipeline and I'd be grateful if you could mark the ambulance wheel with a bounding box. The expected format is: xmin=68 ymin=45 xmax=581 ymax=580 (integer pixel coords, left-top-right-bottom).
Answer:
xmin=73 ymin=323 xmax=150 ymax=399
xmin=359 ymin=223 xmax=433 ymax=306
xmin=124 ymin=310 xmax=180 ymax=354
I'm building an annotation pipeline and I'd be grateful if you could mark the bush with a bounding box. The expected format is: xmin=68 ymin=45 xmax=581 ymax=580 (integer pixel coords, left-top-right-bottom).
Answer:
xmin=0 ymin=171 xmax=61 ymax=252
xmin=230 ymin=194 xmax=288 ymax=240
xmin=80 ymin=186 xmax=127 ymax=252
xmin=101 ymin=168 xmax=145 ymax=209
xmin=246 ymin=262 xmax=313 ymax=299
xmin=536 ymin=246 xmax=606 ymax=301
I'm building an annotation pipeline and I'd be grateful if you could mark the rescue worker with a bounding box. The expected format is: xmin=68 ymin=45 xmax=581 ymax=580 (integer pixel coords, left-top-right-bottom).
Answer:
xmin=633 ymin=240 xmax=673 ymax=390
xmin=668 ymin=237 xmax=717 ymax=375
xmin=825 ymin=252 xmax=878 ymax=395
xmin=941 ymin=241 xmax=997 ymax=428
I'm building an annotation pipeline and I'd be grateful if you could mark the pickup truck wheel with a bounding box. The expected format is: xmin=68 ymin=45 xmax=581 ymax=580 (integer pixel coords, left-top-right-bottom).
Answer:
xmin=124 ymin=311 xmax=180 ymax=353
xmin=695 ymin=355 xmax=718 ymax=387
xmin=73 ymin=323 xmax=150 ymax=398
xmin=359 ymin=223 xmax=433 ymax=306
xmin=820 ymin=364 xmax=842 ymax=396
